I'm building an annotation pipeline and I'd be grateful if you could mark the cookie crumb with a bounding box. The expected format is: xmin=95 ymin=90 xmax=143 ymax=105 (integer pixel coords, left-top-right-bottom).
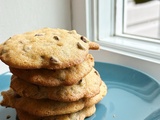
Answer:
xmin=113 ymin=114 xmax=116 ymax=118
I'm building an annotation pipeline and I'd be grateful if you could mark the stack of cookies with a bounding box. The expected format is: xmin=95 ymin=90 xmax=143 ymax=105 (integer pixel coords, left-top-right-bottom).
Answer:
xmin=0 ymin=28 xmax=107 ymax=120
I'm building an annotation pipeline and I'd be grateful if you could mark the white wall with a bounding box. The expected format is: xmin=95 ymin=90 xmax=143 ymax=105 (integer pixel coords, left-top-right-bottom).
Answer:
xmin=0 ymin=0 xmax=72 ymax=73
xmin=0 ymin=0 xmax=71 ymax=41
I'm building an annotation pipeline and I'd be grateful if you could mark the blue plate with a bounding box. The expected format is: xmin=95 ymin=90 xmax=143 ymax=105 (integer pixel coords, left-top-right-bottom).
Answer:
xmin=1 ymin=62 xmax=160 ymax=120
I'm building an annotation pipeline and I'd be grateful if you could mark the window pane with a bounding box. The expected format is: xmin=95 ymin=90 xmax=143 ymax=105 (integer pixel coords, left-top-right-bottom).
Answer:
xmin=124 ymin=0 xmax=160 ymax=39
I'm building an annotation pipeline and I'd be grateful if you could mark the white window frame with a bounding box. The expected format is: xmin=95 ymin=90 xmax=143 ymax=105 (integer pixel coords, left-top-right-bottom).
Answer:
xmin=71 ymin=0 xmax=160 ymax=64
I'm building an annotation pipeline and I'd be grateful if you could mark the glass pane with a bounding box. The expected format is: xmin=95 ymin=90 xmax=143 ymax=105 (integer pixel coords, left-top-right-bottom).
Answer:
xmin=124 ymin=0 xmax=160 ymax=39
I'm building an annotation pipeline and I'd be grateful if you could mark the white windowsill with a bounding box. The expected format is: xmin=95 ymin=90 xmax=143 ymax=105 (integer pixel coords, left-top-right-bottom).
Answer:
xmin=96 ymin=35 xmax=160 ymax=64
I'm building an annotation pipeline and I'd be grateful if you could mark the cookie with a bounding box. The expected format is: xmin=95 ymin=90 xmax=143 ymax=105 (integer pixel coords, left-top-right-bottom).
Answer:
xmin=1 ymin=82 xmax=107 ymax=117
xmin=0 ymin=28 xmax=99 ymax=69
xmin=10 ymin=54 xmax=94 ymax=86
xmin=1 ymin=89 xmax=85 ymax=117
xmin=10 ymin=68 xmax=102 ymax=101
xmin=85 ymin=81 xmax=107 ymax=107
xmin=16 ymin=105 xmax=96 ymax=120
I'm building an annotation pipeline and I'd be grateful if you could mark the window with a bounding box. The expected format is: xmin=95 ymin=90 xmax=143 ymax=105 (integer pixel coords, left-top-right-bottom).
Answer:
xmin=124 ymin=0 xmax=160 ymax=39
xmin=71 ymin=0 xmax=160 ymax=64
xmin=97 ymin=0 xmax=160 ymax=63
xmin=117 ymin=0 xmax=160 ymax=40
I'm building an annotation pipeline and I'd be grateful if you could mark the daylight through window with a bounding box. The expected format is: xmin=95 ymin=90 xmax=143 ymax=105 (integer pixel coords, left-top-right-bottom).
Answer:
xmin=123 ymin=0 xmax=160 ymax=39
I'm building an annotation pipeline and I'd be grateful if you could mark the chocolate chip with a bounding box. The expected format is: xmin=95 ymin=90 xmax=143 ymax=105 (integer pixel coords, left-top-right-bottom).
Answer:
xmin=40 ymin=55 xmax=45 ymax=59
xmin=80 ymin=36 xmax=88 ymax=43
xmin=19 ymin=41 xmax=23 ymax=44
xmin=78 ymin=79 xmax=82 ymax=84
xmin=35 ymin=33 xmax=44 ymax=36
xmin=50 ymin=56 xmax=59 ymax=64
xmin=70 ymin=87 xmax=74 ymax=90
xmin=1 ymin=49 xmax=8 ymax=54
xmin=77 ymin=42 xmax=86 ymax=50
xmin=53 ymin=36 xmax=59 ymax=40
xmin=94 ymin=70 xmax=99 ymax=76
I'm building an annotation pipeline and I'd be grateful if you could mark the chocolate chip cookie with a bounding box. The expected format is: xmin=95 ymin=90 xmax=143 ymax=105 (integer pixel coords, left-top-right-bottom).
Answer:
xmin=0 ymin=82 xmax=107 ymax=117
xmin=10 ymin=54 xmax=94 ymax=86
xmin=0 ymin=28 xmax=99 ymax=69
xmin=10 ymin=68 xmax=102 ymax=101
xmin=16 ymin=105 xmax=96 ymax=120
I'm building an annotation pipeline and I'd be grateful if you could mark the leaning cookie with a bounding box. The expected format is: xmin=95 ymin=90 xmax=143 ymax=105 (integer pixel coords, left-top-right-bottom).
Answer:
xmin=16 ymin=105 xmax=96 ymax=120
xmin=0 ymin=28 xmax=99 ymax=69
xmin=10 ymin=68 xmax=102 ymax=102
xmin=0 ymin=82 xmax=107 ymax=117
xmin=10 ymin=54 xmax=94 ymax=87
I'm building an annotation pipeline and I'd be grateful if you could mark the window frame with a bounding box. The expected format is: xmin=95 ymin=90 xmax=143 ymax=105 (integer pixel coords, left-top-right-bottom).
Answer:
xmin=71 ymin=0 xmax=160 ymax=64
